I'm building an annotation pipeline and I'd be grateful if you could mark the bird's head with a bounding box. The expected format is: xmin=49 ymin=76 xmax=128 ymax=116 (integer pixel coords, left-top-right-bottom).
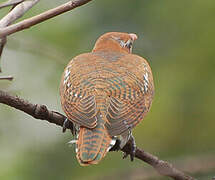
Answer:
xmin=92 ymin=32 xmax=138 ymax=54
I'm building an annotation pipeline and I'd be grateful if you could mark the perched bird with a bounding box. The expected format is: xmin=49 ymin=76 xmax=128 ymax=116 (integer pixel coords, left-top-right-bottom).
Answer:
xmin=60 ymin=32 xmax=154 ymax=166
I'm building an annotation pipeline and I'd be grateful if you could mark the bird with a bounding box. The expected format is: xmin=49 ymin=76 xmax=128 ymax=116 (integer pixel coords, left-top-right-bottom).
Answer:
xmin=60 ymin=32 xmax=154 ymax=166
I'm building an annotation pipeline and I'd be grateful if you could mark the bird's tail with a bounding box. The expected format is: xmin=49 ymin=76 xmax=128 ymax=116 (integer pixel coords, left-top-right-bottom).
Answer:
xmin=76 ymin=113 xmax=111 ymax=166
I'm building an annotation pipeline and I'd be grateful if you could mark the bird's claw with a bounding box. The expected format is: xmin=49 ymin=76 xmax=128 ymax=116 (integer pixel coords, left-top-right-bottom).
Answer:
xmin=52 ymin=111 xmax=72 ymax=133
xmin=62 ymin=118 xmax=76 ymax=136
xmin=109 ymin=134 xmax=136 ymax=161
xmin=122 ymin=145 xmax=136 ymax=161
xmin=109 ymin=139 xmax=121 ymax=151
xmin=62 ymin=118 xmax=75 ymax=134
xmin=122 ymin=134 xmax=136 ymax=161
xmin=62 ymin=118 xmax=68 ymax=133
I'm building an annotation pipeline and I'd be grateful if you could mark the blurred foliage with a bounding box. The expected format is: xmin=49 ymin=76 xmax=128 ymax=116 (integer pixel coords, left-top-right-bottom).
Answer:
xmin=0 ymin=0 xmax=215 ymax=179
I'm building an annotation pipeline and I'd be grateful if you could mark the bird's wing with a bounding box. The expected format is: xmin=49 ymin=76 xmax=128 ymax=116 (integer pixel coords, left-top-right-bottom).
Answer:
xmin=104 ymin=54 xmax=154 ymax=136
xmin=60 ymin=53 xmax=99 ymax=128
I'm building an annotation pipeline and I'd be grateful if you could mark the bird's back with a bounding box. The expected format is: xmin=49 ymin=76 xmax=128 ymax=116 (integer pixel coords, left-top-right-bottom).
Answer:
xmin=60 ymin=50 xmax=154 ymax=165
xmin=60 ymin=30 xmax=155 ymax=165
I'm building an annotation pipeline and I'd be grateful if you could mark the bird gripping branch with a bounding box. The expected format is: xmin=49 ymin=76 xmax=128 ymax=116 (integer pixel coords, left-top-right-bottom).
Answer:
xmin=60 ymin=32 xmax=154 ymax=166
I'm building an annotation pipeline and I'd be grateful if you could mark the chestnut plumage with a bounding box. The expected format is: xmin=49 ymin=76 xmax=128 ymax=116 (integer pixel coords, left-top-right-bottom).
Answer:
xmin=60 ymin=32 xmax=154 ymax=166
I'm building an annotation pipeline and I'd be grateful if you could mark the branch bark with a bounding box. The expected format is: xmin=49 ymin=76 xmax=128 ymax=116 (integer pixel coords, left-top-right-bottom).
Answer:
xmin=0 ymin=0 xmax=92 ymax=71
xmin=0 ymin=90 xmax=73 ymax=130
xmin=0 ymin=75 xmax=13 ymax=80
xmin=0 ymin=90 xmax=196 ymax=180
xmin=0 ymin=0 xmax=24 ymax=9
xmin=0 ymin=0 xmax=40 ymax=69
xmin=0 ymin=0 xmax=40 ymax=28
xmin=0 ymin=0 xmax=93 ymax=38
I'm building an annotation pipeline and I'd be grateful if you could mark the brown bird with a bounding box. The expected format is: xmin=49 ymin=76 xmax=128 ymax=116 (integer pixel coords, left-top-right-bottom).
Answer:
xmin=60 ymin=32 xmax=154 ymax=166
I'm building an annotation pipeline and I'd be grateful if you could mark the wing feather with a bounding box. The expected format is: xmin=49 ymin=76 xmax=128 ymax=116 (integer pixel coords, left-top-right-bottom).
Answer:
xmin=104 ymin=54 xmax=154 ymax=136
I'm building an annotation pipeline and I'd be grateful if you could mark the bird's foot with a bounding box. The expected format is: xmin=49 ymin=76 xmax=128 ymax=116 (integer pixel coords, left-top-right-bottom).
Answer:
xmin=52 ymin=111 xmax=74 ymax=134
xmin=122 ymin=134 xmax=136 ymax=161
xmin=62 ymin=118 xmax=76 ymax=136
xmin=62 ymin=118 xmax=68 ymax=133
xmin=109 ymin=135 xmax=136 ymax=161
xmin=109 ymin=138 xmax=121 ymax=151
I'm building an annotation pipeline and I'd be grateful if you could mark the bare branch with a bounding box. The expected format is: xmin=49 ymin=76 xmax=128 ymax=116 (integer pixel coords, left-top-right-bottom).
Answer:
xmin=0 ymin=0 xmax=40 ymax=68
xmin=105 ymin=154 xmax=215 ymax=179
xmin=0 ymin=0 xmax=24 ymax=9
xmin=0 ymin=75 xmax=13 ymax=80
xmin=0 ymin=0 xmax=93 ymax=38
xmin=0 ymin=90 xmax=73 ymax=130
xmin=0 ymin=0 xmax=23 ymax=9
xmin=0 ymin=0 xmax=40 ymax=27
xmin=122 ymin=145 xmax=195 ymax=180
xmin=0 ymin=90 xmax=196 ymax=180
xmin=0 ymin=0 xmax=91 ymax=68
xmin=0 ymin=37 xmax=6 ymax=71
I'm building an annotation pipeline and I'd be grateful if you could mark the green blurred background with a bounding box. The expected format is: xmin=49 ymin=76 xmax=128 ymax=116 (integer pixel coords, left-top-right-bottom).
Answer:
xmin=0 ymin=0 xmax=215 ymax=179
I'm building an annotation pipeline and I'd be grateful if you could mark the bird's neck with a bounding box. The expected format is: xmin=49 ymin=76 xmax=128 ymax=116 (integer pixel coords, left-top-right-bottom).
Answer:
xmin=92 ymin=40 xmax=128 ymax=54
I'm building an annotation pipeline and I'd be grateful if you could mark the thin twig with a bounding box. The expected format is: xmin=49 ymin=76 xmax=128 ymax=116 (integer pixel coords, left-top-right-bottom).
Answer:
xmin=0 ymin=90 xmax=196 ymax=180
xmin=0 ymin=0 xmax=93 ymax=38
xmin=0 ymin=90 xmax=73 ymax=130
xmin=104 ymin=154 xmax=215 ymax=180
xmin=0 ymin=0 xmax=40 ymax=67
xmin=122 ymin=145 xmax=195 ymax=180
xmin=0 ymin=0 xmax=24 ymax=9
xmin=0 ymin=37 xmax=6 ymax=72
xmin=0 ymin=0 xmax=40 ymax=27
xmin=0 ymin=75 xmax=13 ymax=80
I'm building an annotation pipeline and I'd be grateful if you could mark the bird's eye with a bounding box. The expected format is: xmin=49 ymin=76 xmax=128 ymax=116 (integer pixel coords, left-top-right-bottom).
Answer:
xmin=125 ymin=40 xmax=133 ymax=49
xmin=124 ymin=39 xmax=133 ymax=52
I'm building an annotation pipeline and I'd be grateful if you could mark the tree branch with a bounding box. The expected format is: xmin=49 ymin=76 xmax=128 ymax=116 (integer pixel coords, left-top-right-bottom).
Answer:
xmin=0 ymin=0 xmax=24 ymax=9
xmin=0 ymin=0 xmax=40 ymax=28
xmin=0 ymin=90 xmax=196 ymax=180
xmin=0 ymin=0 xmax=40 ymax=69
xmin=122 ymin=145 xmax=195 ymax=180
xmin=0 ymin=90 xmax=73 ymax=130
xmin=0 ymin=75 xmax=13 ymax=80
xmin=0 ymin=0 xmax=92 ymax=71
xmin=0 ymin=0 xmax=93 ymax=39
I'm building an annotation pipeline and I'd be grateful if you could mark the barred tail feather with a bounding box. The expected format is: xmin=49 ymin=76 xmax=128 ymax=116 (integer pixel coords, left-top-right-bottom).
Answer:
xmin=76 ymin=114 xmax=111 ymax=166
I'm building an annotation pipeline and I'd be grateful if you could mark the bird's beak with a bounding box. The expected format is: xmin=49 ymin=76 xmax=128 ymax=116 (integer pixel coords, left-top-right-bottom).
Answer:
xmin=129 ymin=33 xmax=138 ymax=41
